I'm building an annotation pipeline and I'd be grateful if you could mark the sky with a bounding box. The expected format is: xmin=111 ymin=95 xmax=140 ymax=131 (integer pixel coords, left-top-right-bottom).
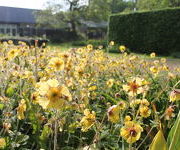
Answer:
xmin=0 ymin=0 xmax=50 ymax=9
xmin=0 ymin=0 xmax=88 ymax=10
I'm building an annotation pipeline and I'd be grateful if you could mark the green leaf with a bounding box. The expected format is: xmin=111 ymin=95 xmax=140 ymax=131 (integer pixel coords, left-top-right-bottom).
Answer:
xmin=6 ymin=87 xmax=15 ymax=97
xmin=0 ymin=103 xmax=4 ymax=109
xmin=39 ymin=125 xmax=52 ymax=149
xmin=149 ymin=129 xmax=168 ymax=150
xmin=167 ymin=111 xmax=180 ymax=150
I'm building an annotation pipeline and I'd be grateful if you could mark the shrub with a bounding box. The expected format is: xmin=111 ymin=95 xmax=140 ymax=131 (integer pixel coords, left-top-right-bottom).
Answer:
xmin=108 ymin=7 xmax=180 ymax=55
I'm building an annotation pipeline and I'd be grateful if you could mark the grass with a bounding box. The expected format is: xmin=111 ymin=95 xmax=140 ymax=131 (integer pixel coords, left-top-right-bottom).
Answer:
xmin=48 ymin=42 xmax=78 ymax=51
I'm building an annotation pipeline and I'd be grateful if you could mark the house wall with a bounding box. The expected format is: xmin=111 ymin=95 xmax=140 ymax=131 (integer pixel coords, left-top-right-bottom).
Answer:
xmin=0 ymin=23 xmax=18 ymax=36
xmin=0 ymin=23 xmax=46 ymax=37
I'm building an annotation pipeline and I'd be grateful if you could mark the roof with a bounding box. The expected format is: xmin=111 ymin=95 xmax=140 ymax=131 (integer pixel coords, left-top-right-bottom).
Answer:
xmin=0 ymin=6 xmax=38 ymax=24
xmin=80 ymin=20 xmax=108 ymax=28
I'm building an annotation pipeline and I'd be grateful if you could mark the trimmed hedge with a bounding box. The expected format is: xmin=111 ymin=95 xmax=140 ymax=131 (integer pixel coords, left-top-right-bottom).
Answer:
xmin=108 ymin=8 xmax=180 ymax=55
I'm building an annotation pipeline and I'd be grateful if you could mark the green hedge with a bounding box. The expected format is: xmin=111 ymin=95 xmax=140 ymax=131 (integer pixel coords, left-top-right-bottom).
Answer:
xmin=108 ymin=8 xmax=180 ymax=55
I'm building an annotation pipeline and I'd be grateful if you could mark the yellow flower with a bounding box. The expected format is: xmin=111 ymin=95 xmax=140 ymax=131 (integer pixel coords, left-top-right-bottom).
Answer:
xmin=107 ymin=105 xmax=120 ymax=123
xmin=80 ymin=109 xmax=96 ymax=132
xmin=87 ymin=44 xmax=93 ymax=50
xmin=139 ymin=106 xmax=151 ymax=118
xmin=118 ymin=101 xmax=126 ymax=110
xmin=37 ymin=79 xmax=59 ymax=95
xmin=20 ymin=70 xmax=33 ymax=79
xmin=119 ymin=45 xmax=126 ymax=52
xmin=76 ymin=48 xmax=84 ymax=54
xmin=140 ymin=99 xmax=150 ymax=106
xmin=160 ymin=58 xmax=166 ymax=63
xmin=109 ymin=41 xmax=115 ymax=46
xmin=17 ymin=99 xmax=27 ymax=120
xmin=36 ymin=79 xmax=72 ymax=109
xmin=7 ymin=49 xmax=20 ymax=60
xmin=124 ymin=115 xmax=131 ymax=122
xmin=130 ymin=99 xmax=141 ymax=108
xmin=169 ymin=89 xmax=180 ymax=102
xmin=150 ymin=66 xmax=159 ymax=74
xmin=48 ymin=57 xmax=64 ymax=71
xmin=0 ymin=138 xmax=6 ymax=149
xmin=164 ymin=106 xmax=175 ymax=120
xmin=150 ymin=52 xmax=156 ymax=58
xmin=31 ymin=92 xmax=39 ymax=104
xmin=88 ymin=85 xmax=97 ymax=91
xmin=3 ymin=122 xmax=11 ymax=131
xmin=120 ymin=121 xmax=143 ymax=144
xmin=106 ymin=79 xmax=114 ymax=88
xmin=8 ymin=40 xmax=13 ymax=44
xmin=122 ymin=77 xmax=148 ymax=97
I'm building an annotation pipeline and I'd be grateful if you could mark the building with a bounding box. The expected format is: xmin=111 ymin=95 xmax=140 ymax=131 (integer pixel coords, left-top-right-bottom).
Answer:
xmin=0 ymin=6 xmax=45 ymax=37
xmin=79 ymin=20 xmax=108 ymax=39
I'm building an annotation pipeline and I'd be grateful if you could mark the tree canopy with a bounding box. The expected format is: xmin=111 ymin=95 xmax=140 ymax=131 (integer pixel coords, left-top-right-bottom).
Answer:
xmin=35 ymin=0 xmax=180 ymax=33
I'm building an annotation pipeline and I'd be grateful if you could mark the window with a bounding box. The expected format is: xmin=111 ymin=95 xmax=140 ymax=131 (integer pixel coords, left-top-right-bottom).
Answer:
xmin=6 ymin=28 xmax=10 ymax=33
xmin=12 ymin=29 xmax=16 ymax=36
xmin=0 ymin=28 xmax=5 ymax=34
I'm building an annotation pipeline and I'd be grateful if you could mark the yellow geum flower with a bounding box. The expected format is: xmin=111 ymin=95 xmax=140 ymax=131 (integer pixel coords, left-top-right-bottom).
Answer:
xmin=150 ymin=66 xmax=159 ymax=74
xmin=139 ymin=106 xmax=151 ymax=118
xmin=160 ymin=58 xmax=166 ymax=63
xmin=118 ymin=101 xmax=126 ymax=110
xmin=36 ymin=79 xmax=72 ymax=109
xmin=122 ymin=77 xmax=148 ymax=97
xmin=80 ymin=109 xmax=96 ymax=132
xmin=169 ymin=89 xmax=180 ymax=102
xmin=150 ymin=52 xmax=156 ymax=58
xmin=7 ymin=49 xmax=20 ymax=60
xmin=48 ymin=57 xmax=64 ymax=71
xmin=0 ymin=138 xmax=6 ymax=149
xmin=87 ymin=44 xmax=93 ymax=50
xmin=88 ymin=85 xmax=97 ymax=91
xmin=140 ymin=99 xmax=150 ymax=106
xmin=164 ymin=106 xmax=175 ymax=120
xmin=106 ymin=79 xmax=114 ymax=88
xmin=130 ymin=99 xmax=141 ymax=108
xmin=17 ymin=99 xmax=27 ymax=120
xmin=107 ymin=105 xmax=121 ymax=123
xmin=109 ymin=41 xmax=115 ymax=46
xmin=124 ymin=115 xmax=131 ymax=122
xmin=120 ymin=121 xmax=143 ymax=144
xmin=119 ymin=45 xmax=126 ymax=52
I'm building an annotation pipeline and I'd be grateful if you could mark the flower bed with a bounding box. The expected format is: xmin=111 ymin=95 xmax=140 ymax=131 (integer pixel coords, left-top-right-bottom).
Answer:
xmin=0 ymin=41 xmax=179 ymax=149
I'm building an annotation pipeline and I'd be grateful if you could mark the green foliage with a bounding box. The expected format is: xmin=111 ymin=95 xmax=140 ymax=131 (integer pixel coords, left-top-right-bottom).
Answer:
xmin=149 ymin=129 xmax=168 ymax=150
xmin=137 ymin=0 xmax=170 ymax=11
xmin=167 ymin=111 xmax=180 ymax=150
xmin=137 ymin=0 xmax=180 ymax=10
xmin=108 ymin=7 xmax=180 ymax=55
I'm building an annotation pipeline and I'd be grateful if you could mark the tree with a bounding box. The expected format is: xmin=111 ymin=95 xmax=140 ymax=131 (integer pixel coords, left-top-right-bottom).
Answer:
xmin=84 ymin=0 xmax=135 ymax=22
xmin=136 ymin=0 xmax=180 ymax=11
xmin=35 ymin=0 xmax=87 ymax=35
